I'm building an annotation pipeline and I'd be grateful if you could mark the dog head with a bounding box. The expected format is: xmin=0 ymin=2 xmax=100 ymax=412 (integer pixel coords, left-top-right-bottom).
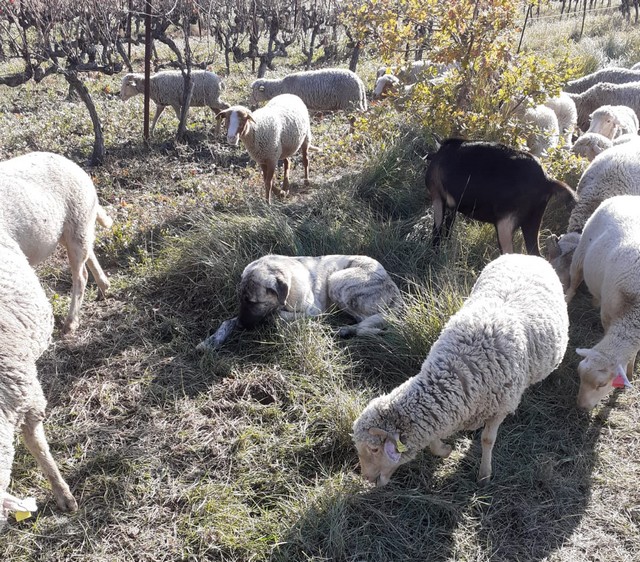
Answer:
xmin=237 ymin=264 xmax=290 ymax=329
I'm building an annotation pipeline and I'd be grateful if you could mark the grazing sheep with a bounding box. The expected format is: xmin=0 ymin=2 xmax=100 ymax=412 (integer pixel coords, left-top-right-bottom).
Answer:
xmin=587 ymin=104 xmax=639 ymax=139
xmin=567 ymin=81 xmax=640 ymax=132
xmin=572 ymin=132 xmax=614 ymax=161
xmin=217 ymin=94 xmax=316 ymax=204
xmin=250 ymin=68 xmax=367 ymax=113
xmin=372 ymin=74 xmax=416 ymax=100
xmin=547 ymin=141 xmax=640 ymax=287
xmin=564 ymin=67 xmax=640 ymax=94
xmin=544 ymin=92 xmax=578 ymax=148
xmin=0 ymin=152 xmax=112 ymax=333
xmin=0 ymin=236 xmax=77 ymax=526
xmin=120 ymin=70 xmax=229 ymax=135
xmin=353 ymin=253 xmax=569 ymax=486
xmin=522 ymin=104 xmax=560 ymax=156
xmin=563 ymin=195 xmax=640 ymax=410
xmin=426 ymin=138 xmax=576 ymax=256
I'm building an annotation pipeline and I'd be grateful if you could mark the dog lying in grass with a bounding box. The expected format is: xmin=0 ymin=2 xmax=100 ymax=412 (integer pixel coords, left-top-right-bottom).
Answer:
xmin=197 ymin=254 xmax=402 ymax=350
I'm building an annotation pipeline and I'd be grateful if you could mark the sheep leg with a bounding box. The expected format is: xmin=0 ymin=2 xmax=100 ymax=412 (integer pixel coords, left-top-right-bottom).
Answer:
xmin=495 ymin=216 xmax=516 ymax=254
xmin=282 ymin=158 xmax=290 ymax=194
xmin=62 ymin=241 xmax=90 ymax=334
xmin=429 ymin=438 xmax=452 ymax=458
xmin=213 ymin=109 xmax=221 ymax=136
xmin=302 ymin=138 xmax=310 ymax=185
xmin=21 ymin=407 xmax=77 ymax=513
xmin=262 ymin=163 xmax=276 ymax=204
xmin=0 ymin=419 xmax=15 ymax=523
xmin=565 ymin=260 xmax=584 ymax=304
xmin=477 ymin=412 xmax=507 ymax=485
xmin=86 ymin=250 xmax=110 ymax=300
xmin=150 ymin=105 xmax=166 ymax=136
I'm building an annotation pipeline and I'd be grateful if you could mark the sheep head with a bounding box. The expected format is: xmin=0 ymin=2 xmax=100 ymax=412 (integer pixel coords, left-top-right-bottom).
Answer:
xmin=120 ymin=73 xmax=143 ymax=101
xmin=217 ymin=106 xmax=256 ymax=146
xmin=576 ymin=348 xmax=630 ymax=410
xmin=545 ymin=232 xmax=581 ymax=291
xmin=355 ymin=427 xmax=408 ymax=486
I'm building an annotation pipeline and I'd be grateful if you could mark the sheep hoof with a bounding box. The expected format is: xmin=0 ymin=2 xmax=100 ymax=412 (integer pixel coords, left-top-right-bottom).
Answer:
xmin=476 ymin=473 xmax=491 ymax=487
xmin=61 ymin=319 xmax=78 ymax=335
xmin=55 ymin=491 xmax=78 ymax=513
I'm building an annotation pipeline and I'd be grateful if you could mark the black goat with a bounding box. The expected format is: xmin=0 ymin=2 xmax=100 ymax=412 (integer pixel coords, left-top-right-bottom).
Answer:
xmin=426 ymin=138 xmax=576 ymax=255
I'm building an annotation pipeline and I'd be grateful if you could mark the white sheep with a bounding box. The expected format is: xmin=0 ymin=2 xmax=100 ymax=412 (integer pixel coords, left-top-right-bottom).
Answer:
xmin=563 ymin=195 xmax=640 ymax=410
xmin=0 ymin=152 xmax=112 ymax=333
xmin=565 ymin=67 xmax=640 ymax=94
xmin=522 ymin=104 xmax=560 ymax=156
xmin=572 ymin=132 xmax=613 ymax=161
xmin=372 ymin=74 xmax=416 ymax=100
xmin=567 ymin=81 xmax=640 ymax=132
xmin=587 ymin=104 xmax=639 ymax=139
xmin=217 ymin=94 xmax=317 ymax=204
xmin=120 ymin=70 xmax=229 ymax=135
xmin=250 ymin=68 xmax=367 ymax=113
xmin=0 ymin=235 xmax=77 ymax=526
xmin=353 ymin=253 xmax=568 ymax=486
xmin=547 ymin=141 xmax=640 ymax=287
xmin=613 ymin=132 xmax=640 ymax=145
xmin=567 ymin=140 xmax=640 ymax=232
xmin=544 ymin=92 xmax=578 ymax=148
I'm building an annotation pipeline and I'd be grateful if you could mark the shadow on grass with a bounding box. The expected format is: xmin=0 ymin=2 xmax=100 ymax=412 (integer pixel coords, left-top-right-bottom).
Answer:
xmin=271 ymin=290 xmax=611 ymax=562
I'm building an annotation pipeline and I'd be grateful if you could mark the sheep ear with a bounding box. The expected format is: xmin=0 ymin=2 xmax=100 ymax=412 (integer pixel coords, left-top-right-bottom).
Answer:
xmin=383 ymin=434 xmax=402 ymax=464
xmin=368 ymin=427 xmax=390 ymax=439
xmin=576 ymin=348 xmax=595 ymax=359
xmin=546 ymin=234 xmax=560 ymax=260
xmin=247 ymin=112 xmax=256 ymax=124
xmin=216 ymin=109 xmax=230 ymax=121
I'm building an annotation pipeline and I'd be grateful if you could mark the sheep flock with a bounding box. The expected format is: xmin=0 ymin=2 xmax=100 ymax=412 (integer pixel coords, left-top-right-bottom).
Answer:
xmin=2 ymin=20 xmax=640 ymax=562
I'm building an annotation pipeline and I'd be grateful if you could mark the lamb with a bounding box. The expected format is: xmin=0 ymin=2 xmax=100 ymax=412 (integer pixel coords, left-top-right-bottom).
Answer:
xmin=563 ymin=195 xmax=640 ymax=410
xmin=217 ymin=94 xmax=317 ymax=204
xmin=544 ymin=92 xmax=578 ymax=148
xmin=250 ymin=68 xmax=367 ymax=113
xmin=587 ymin=104 xmax=639 ymax=138
xmin=353 ymin=253 xmax=569 ymax=486
xmin=572 ymin=132 xmax=613 ymax=161
xmin=0 ymin=235 xmax=77 ymax=526
xmin=0 ymin=152 xmax=112 ymax=333
xmin=120 ymin=70 xmax=229 ymax=136
xmin=564 ymin=67 xmax=640 ymax=94
xmin=426 ymin=138 xmax=576 ymax=256
xmin=567 ymin=81 xmax=640 ymax=132
xmin=546 ymin=141 xmax=640 ymax=287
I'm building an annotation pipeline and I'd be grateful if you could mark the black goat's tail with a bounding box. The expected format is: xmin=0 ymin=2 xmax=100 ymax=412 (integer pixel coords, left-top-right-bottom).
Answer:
xmin=549 ymin=179 xmax=577 ymax=206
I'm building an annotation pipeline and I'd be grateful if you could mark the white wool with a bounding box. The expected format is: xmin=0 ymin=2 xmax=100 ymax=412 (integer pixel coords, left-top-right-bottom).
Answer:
xmin=353 ymin=254 xmax=568 ymax=486
xmin=564 ymin=196 xmax=640 ymax=410
xmin=250 ymin=68 xmax=367 ymax=112
xmin=587 ymin=104 xmax=639 ymax=139
xmin=0 ymin=151 xmax=112 ymax=333
xmin=572 ymin=132 xmax=613 ymax=161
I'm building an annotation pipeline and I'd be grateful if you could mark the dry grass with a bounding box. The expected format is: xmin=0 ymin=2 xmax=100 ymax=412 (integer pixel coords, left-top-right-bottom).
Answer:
xmin=1 ymin=18 xmax=640 ymax=562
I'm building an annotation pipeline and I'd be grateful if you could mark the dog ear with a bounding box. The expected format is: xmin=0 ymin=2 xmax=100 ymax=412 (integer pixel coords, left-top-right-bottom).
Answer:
xmin=274 ymin=276 xmax=289 ymax=306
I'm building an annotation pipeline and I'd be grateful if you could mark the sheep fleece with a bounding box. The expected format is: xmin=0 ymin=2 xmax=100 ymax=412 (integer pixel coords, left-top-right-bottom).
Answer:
xmin=353 ymin=254 xmax=569 ymax=457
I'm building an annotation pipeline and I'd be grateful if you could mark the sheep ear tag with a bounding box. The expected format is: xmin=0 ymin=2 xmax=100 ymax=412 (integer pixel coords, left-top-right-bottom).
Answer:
xmin=612 ymin=364 xmax=632 ymax=389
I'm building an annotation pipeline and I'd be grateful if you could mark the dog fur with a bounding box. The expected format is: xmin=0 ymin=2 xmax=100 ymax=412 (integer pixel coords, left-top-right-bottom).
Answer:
xmin=197 ymin=254 xmax=402 ymax=350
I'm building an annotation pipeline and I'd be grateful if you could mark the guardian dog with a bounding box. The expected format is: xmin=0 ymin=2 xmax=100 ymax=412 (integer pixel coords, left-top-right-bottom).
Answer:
xmin=197 ymin=254 xmax=402 ymax=350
